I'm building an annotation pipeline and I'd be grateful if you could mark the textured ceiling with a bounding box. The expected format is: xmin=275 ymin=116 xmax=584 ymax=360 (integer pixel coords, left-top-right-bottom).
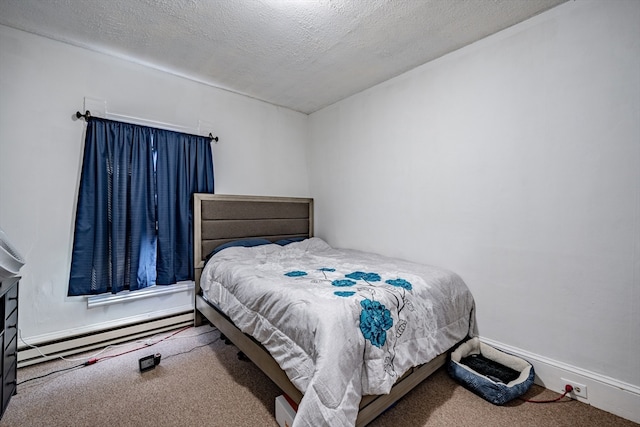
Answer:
xmin=0 ymin=0 xmax=566 ymax=114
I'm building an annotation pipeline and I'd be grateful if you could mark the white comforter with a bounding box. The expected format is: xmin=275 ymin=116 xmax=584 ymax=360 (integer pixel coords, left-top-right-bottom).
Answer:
xmin=201 ymin=238 xmax=476 ymax=426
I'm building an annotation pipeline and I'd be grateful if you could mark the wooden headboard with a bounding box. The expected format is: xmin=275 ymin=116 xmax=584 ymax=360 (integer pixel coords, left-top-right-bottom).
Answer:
xmin=193 ymin=194 xmax=314 ymax=290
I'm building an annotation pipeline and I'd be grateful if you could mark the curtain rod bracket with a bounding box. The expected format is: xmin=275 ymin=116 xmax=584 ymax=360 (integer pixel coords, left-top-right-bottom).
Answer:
xmin=208 ymin=133 xmax=219 ymax=142
xmin=75 ymin=110 xmax=91 ymax=122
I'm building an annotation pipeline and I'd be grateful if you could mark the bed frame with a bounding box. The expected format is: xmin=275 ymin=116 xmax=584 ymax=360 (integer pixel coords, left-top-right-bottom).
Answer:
xmin=193 ymin=193 xmax=448 ymax=426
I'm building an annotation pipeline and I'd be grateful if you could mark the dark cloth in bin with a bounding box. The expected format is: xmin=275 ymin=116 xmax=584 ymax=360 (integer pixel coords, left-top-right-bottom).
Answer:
xmin=460 ymin=353 xmax=521 ymax=384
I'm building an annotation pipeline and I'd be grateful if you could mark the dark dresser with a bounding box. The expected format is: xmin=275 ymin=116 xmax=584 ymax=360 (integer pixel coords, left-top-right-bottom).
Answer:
xmin=0 ymin=276 xmax=18 ymax=419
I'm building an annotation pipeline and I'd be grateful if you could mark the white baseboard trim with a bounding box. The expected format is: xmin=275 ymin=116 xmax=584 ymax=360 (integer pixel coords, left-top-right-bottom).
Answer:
xmin=480 ymin=337 xmax=640 ymax=424
xmin=18 ymin=306 xmax=195 ymax=367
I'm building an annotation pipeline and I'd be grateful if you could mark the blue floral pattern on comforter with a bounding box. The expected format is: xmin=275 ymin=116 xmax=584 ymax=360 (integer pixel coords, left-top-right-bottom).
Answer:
xmin=284 ymin=267 xmax=413 ymax=350
xmin=201 ymin=237 xmax=476 ymax=427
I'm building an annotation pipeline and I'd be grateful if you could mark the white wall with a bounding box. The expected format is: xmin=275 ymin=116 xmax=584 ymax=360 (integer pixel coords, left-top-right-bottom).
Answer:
xmin=309 ymin=0 xmax=639 ymax=406
xmin=0 ymin=25 xmax=310 ymax=340
xmin=1 ymin=0 xmax=639 ymax=421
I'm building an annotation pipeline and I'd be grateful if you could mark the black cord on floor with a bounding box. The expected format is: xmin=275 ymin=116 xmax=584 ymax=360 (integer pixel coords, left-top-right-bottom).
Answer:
xmin=17 ymin=363 xmax=85 ymax=386
xmin=163 ymin=337 xmax=221 ymax=361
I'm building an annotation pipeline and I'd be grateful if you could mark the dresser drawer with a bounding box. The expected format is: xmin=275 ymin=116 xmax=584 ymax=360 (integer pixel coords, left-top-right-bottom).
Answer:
xmin=3 ymin=309 xmax=17 ymax=355
xmin=0 ymin=278 xmax=18 ymax=420
xmin=3 ymin=333 xmax=16 ymax=380
xmin=2 ymin=361 xmax=16 ymax=413
xmin=3 ymin=285 xmax=17 ymax=319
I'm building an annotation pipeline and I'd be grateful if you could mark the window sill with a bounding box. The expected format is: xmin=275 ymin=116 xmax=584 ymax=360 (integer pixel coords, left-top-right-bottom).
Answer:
xmin=87 ymin=281 xmax=194 ymax=308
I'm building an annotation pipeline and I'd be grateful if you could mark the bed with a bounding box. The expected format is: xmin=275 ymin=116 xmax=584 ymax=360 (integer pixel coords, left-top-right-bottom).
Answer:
xmin=193 ymin=194 xmax=476 ymax=426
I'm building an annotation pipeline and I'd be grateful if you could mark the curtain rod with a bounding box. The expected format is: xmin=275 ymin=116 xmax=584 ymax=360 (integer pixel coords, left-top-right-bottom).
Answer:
xmin=75 ymin=110 xmax=219 ymax=142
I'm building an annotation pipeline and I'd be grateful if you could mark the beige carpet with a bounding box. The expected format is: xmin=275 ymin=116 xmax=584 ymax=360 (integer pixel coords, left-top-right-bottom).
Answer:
xmin=1 ymin=325 xmax=636 ymax=427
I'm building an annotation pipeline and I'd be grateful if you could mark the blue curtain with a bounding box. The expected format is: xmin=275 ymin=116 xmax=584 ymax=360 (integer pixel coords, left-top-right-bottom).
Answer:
xmin=155 ymin=131 xmax=214 ymax=285
xmin=68 ymin=117 xmax=214 ymax=296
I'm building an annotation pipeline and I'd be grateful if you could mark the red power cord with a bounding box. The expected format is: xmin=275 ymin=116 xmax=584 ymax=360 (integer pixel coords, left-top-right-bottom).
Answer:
xmin=18 ymin=326 xmax=195 ymax=385
xmin=520 ymin=384 xmax=574 ymax=403
xmin=84 ymin=325 xmax=192 ymax=365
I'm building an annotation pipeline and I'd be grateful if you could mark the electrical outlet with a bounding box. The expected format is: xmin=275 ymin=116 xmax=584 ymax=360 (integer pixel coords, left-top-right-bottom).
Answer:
xmin=561 ymin=378 xmax=588 ymax=399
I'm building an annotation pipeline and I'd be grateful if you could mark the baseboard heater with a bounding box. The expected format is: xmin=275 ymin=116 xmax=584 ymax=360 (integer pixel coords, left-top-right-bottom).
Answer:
xmin=17 ymin=311 xmax=194 ymax=368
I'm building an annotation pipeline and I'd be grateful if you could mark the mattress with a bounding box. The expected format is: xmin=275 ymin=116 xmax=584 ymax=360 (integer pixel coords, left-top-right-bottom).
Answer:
xmin=201 ymin=237 xmax=476 ymax=426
